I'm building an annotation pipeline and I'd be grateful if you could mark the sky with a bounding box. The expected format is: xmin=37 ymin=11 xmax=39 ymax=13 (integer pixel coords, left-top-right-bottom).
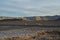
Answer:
xmin=0 ymin=0 xmax=60 ymax=17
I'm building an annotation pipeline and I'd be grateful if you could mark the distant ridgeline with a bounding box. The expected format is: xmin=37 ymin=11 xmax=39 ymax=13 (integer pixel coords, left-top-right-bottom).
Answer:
xmin=0 ymin=16 xmax=60 ymax=26
xmin=0 ymin=15 xmax=60 ymax=21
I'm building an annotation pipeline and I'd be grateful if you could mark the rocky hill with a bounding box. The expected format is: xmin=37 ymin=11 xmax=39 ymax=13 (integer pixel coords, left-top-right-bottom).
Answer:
xmin=0 ymin=15 xmax=60 ymax=26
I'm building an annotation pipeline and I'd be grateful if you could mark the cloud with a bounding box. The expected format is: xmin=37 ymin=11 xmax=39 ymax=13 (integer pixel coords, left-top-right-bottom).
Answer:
xmin=0 ymin=0 xmax=60 ymax=17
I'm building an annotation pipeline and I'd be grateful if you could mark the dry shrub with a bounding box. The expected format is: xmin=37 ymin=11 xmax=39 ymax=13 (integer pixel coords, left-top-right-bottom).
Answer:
xmin=0 ymin=32 xmax=43 ymax=40
xmin=0 ymin=31 xmax=60 ymax=40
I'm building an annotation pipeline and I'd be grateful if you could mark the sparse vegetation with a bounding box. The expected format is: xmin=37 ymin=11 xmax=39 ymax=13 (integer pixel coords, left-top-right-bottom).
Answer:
xmin=0 ymin=16 xmax=60 ymax=40
xmin=0 ymin=30 xmax=60 ymax=40
xmin=35 ymin=16 xmax=42 ymax=21
xmin=43 ymin=18 xmax=48 ymax=21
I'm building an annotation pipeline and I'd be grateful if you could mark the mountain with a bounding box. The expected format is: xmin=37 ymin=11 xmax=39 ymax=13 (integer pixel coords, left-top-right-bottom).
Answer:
xmin=0 ymin=15 xmax=60 ymax=21
xmin=42 ymin=15 xmax=60 ymax=18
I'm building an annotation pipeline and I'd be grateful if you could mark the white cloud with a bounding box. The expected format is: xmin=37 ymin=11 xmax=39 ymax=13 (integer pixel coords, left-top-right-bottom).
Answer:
xmin=0 ymin=0 xmax=60 ymax=16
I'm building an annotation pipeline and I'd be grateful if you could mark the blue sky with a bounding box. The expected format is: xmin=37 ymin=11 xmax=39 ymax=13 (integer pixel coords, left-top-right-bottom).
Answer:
xmin=0 ymin=0 xmax=60 ymax=17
